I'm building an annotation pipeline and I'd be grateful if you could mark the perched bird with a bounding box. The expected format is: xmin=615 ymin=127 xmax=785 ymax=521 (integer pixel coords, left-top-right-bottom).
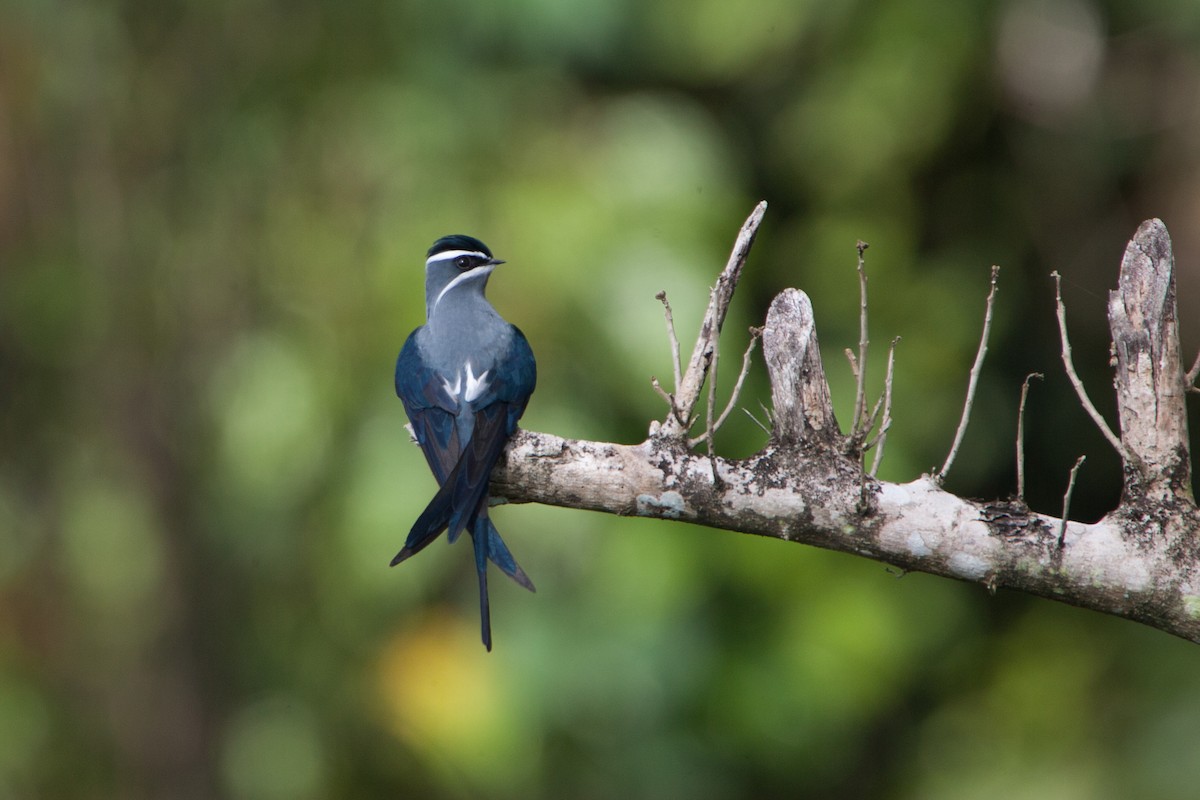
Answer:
xmin=393 ymin=235 xmax=537 ymax=651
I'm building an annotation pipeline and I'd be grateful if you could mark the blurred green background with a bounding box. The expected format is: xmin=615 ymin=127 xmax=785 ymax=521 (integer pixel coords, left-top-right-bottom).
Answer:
xmin=4 ymin=0 xmax=1200 ymax=797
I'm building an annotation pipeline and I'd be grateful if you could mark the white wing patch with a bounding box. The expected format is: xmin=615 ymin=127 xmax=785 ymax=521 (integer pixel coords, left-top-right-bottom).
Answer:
xmin=441 ymin=362 xmax=491 ymax=405
xmin=440 ymin=372 xmax=462 ymax=399
xmin=463 ymin=362 xmax=491 ymax=403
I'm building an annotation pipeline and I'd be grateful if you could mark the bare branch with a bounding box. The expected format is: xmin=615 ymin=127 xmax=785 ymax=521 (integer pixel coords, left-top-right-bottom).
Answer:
xmin=491 ymin=429 xmax=1200 ymax=644
xmin=851 ymin=241 xmax=870 ymax=436
xmin=936 ymin=266 xmax=1000 ymax=483
xmin=1187 ymin=349 xmax=1200 ymax=391
xmin=863 ymin=392 xmax=885 ymax=442
xmin=860 ymin=336 xmax=900 ymax=449
xmin=1053 ymin=271 xmax=1130 ymax=464
xmin=650 ymin=376 xmax=678 ymax=420
xmin=1057 ymin=455 xmax=1086 ymax=550
xmin=1016 ymin=373 xmax=1043 ymax=502
xmin=743 ymin=407 xmax=771 ymax=436
xmin=650 ymin=376 xmax=671 ymax=406
xmin=691 ymin=327 xmax=762 ymax=447
xmin=704 ymin=326 xmax=720 ymax=478
xmin=661 ymin=201 xmax=767 ymax=437
xmin=656 ymin=290 xmax=683 ymax=391
xmin=867 ymin=336 xmax=899 ymax=477
xmin=474 ymin=215 xmax=1200 ymax=647
xmin=758 ymin=401 xmax=775 ymax=428
xmin=718 ymin=328 xmax=761 ymax=431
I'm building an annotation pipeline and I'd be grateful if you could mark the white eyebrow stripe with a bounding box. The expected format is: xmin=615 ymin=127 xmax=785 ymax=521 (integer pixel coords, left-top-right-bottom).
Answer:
xmin=431 ymin=264 xmax=496 ymax=311
xmin=425 ymin=249 xmax=489 ymax=266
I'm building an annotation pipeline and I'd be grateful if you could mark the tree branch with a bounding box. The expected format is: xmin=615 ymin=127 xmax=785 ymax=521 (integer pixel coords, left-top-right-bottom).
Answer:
xmin=850 ymin=241 xmax=870 ymax=437
xmin=659 ymin=201 xmax=767 ymax=438
xmin=865 ymin=336 xmax=899 ymax=477
xmin=936 ymin=265 xmax=999 ymax=483
xmin=1054 ymin=271 xmax=1131 ymax=465
xmin=479 ymin=214 xmax=1200 ymax=646
xmin=1016 ymin=372 xmax=1043 ymax=501
xmin=491 ymin=430 xmax=1200 ymax=643
xmin=1057 ymin=455 xmax=1086 ymax=550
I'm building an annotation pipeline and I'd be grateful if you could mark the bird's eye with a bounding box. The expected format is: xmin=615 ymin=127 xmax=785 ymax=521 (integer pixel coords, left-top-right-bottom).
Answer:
xmin=454 ymin=255 xmax=474 ymax=270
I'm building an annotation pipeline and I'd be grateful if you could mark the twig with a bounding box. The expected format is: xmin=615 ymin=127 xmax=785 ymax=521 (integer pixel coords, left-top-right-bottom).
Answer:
xmin=861 ymin=337 xmax=900 ymax=447
xmin=863 ymin=392 xmax=885 ymax=441
xmin=863 ymin=341 xmax=898 ymax=451
xmin=851 ymin=241 xmax=870 ymax=436
xmin=650 ymin=377 xmax=678 ymax=421
xmin=867 ymin=336 xmax=899 ymax=477
xmin=1187 ymin=351 xmax=1200 ymax=393
xmin=705 ymin=330 xmax=720 ymax=482
xmin=743 ymin=408 xmax=771 ymax=436
xmin=1187 ymin=349 xmax=1200 ymax=389
xmin=717 ymin=328 xmax=761 ymax=431
xmin=936 ymin=266 xmax=1000 ymax=482
xmin=758 ymin=401 xmax=775 ymax=428
xmin=656 ymin=291 xmax=683 ymax=391
xmin=690 ymin=328 xmax=762 ymax=447
xmin=1052 ymin=271 xmax=1130 ymax=463
xmin=1016 ymin=373 xmax=1043 ymax=501
xmin=1057 ymin=455 xmax=1086 ymax=550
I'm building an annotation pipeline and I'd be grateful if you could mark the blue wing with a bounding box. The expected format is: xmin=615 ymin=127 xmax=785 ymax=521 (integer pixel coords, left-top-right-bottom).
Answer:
xmin=395 ymin=329 xmax=459 ymax=482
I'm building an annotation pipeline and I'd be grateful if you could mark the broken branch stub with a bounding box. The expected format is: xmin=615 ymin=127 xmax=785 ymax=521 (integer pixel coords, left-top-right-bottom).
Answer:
xmin=763 ymin=289 xmax=840 ymax=447
xmin=1107 ymin=219 xmax=1192 ymax=502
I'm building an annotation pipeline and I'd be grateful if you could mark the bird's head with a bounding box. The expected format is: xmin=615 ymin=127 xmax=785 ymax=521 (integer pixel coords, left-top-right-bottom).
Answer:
xmin=424 ymin=235 xmax=505 ymax=319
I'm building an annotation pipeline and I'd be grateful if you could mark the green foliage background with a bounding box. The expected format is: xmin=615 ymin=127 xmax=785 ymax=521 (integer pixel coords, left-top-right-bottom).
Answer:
xmin=3 ymin=0 xmax=1200 ymax=797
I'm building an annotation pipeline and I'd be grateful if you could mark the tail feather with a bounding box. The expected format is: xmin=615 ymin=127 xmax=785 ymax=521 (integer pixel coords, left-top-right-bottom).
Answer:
xmin=391 ymin=487 xmax=453 ymax=565
xmin=445 ymin=465 xmax=492 ymax=544
xmin=391 ymin=433 xmax=495 ymax=564
xmin=391 ymin=522 xmax=443 ymax=566
xmin=444 ymin=407 xmax=509 ymax=544
xmin=393 ymin=402 xmax=533 ymax=650
xmin=471 ymin=524 xmax=492 ymax=651
xmin=483 ymin=516 xmax=535 ymax=592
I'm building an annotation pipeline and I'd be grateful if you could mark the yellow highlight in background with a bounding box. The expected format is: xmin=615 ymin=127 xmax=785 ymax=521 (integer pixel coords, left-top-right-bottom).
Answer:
xmin=375 ymin=610 xmax=537 ymax=792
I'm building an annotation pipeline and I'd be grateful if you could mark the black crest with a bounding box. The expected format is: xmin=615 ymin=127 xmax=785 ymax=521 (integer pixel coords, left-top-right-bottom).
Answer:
xmin=428 ymin=234 xmax=492 ymax=259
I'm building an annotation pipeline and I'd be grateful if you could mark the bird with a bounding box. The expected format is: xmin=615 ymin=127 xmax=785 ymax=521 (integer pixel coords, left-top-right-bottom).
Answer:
xmin=393 ymin=234 xmax=537 ymax=651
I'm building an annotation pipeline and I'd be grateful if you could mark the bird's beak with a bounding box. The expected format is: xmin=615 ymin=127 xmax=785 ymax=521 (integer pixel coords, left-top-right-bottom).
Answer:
xmin=487 ymin=258 xmax=506 ymax=267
